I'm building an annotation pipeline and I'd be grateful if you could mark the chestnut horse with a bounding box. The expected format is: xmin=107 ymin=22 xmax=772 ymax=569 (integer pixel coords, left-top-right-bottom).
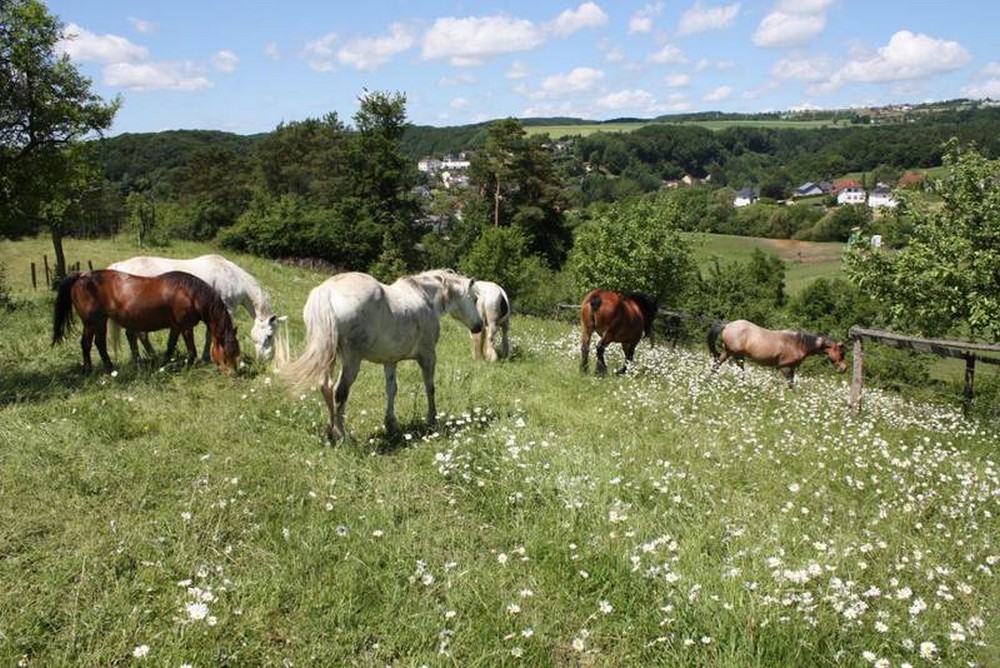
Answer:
xmin=580 ymin=289 xmax=658 ymax=375
xmin=52 ymin=270 xmax=241 ymax=374
xmin=707 ymin=319 xmax=847 ymax=387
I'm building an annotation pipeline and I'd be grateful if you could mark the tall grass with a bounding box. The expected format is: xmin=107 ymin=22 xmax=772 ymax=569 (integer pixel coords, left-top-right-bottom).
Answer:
xmin=1 ymin=238 xmax=997 ymax=666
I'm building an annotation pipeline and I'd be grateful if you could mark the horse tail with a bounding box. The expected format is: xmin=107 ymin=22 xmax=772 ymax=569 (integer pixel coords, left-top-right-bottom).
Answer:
xmin=52 ymin=272 xmax=82 ymax=345
xmin=707 ymin=320 xmax=726 ymax=361
xmin=588 ymin=293 xmax=601 ymax=330
xmin=280 ymin=284 xmax=339 ymax=393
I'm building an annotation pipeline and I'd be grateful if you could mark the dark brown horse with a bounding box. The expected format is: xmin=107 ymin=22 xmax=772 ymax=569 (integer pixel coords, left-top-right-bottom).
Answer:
xmin=707 ymin=319 xmax=847 ymax=387
xmin=580 ymin=289 xmax=658 ymax=375
xmin=53 ymin=270 xmax=241 ymax=374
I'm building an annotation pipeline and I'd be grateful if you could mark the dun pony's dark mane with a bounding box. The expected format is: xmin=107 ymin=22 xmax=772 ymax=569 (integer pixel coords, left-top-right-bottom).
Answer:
xmin=790 ymin=330 xmax=827 ymax=350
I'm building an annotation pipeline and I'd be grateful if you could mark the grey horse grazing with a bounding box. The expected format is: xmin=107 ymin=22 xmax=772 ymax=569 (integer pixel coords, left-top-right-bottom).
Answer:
xmin=279 ymin=269 xmax=483 ymax=442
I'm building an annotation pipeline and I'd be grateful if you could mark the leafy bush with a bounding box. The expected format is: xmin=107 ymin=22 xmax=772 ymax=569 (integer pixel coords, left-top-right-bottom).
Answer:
xmin=565 ymin=196 xmax=696 ymax=308
xmin=685 ymin=250 xmax=786 ymax=327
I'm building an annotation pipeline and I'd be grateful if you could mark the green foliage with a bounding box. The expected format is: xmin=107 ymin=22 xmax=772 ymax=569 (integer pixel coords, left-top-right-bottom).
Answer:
xmin=566 ymin=196 xmax=696 ymax=306
xmin=0 ymin=0 xmax=119 ymax=239
xmin=797 ymin=203 xmax=870 ymax=242
xmin=0 ymin=262 xmax=15 ymax=311
xmin=786 ymin=277 xmax=878 ymax=339
xmin=686 ymin=250 xmax=786 ymax=326
xmin=845 ymin=142 xmax=1000 ymax=339
xmin=467 ymin=119 xmax=570 ymax=267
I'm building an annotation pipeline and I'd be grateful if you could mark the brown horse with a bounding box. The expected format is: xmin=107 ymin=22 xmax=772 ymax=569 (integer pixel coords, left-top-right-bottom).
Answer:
xmin=52 ymin=270 xmax=241 ymax=374
xmin=707 ymin=319 xmax=847 ymax=387
xmin=580 ymin=289 xmax=658 ymax=376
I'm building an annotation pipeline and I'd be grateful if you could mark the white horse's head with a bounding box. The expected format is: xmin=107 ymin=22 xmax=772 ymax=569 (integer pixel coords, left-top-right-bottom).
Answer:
xmin=437 ymin=271 xmax=483 ymax=334
xmin=250 ymin=314 xmax=288 ymax=362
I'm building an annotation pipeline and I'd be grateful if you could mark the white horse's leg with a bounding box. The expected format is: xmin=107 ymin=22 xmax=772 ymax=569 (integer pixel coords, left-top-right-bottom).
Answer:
xmin=417 ymin=353 xmax=437 ymax=425
xmin=325 ymin=358 xmax=360 ymax=442
xmin=484 ymin=318 xmax=499 ymax=362
xmin=499 ymin=319 xmax=510 ymax=359
xmin=383 ymin=363 xmax=399 ymax=433
xmin=470 ymin=330 xmax=483 ymax=360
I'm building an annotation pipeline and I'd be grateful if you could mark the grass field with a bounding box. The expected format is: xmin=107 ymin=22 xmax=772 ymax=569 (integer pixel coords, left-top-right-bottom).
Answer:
xmin=525 ymin=119 xmax=847 ymax=138
xmin=1 ymin=237 xmax=997 ymax=666
xmin=685 ymin=232 xmax=845 ymax=295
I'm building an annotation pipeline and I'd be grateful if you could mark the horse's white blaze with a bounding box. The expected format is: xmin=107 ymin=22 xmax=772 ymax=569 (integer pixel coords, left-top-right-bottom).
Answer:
xmin=108 ymin=254 xmax=283 ymax=361
xmin=280 ymin=269 xmax=482 ymax=441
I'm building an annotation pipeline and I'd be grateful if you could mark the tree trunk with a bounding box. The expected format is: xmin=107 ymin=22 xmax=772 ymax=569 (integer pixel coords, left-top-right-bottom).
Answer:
xmin=494 ymin=180 xmax=501 ymax=227
xmin=51 ymin=224 xmax=67 ymax=284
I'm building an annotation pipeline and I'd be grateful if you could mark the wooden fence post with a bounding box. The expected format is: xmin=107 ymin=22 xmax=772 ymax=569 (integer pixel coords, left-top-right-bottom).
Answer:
xmin=963 ymin=355 xmax=975 ymax=415
xmin=88 ymin=260 xmax=93 ymax=271
xmin=31 ymin=262 xmax=37 ymax=290
xmin=43 ymin=255 xmax=50 ymax=287
xmin=849 ymin=336 xmax=864 ymax=413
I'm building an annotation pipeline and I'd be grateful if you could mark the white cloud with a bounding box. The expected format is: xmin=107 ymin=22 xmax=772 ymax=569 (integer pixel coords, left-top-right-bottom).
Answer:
xmin=211 ymin=50 xmax=239 ymax=73
xmin=450 ymin=97 xmax=470 ymax=109
xmin=771 ymin=56 xmax=835 ymax=81
xmin=753 ymin=11 xmax=826 ymax=48
xmin=665 ymin=73 xmax=691 ymax=87
xmin=550 ymin=2 xmax=608 ymax=37
xmin=776 ymin=0 xmax=836 ymax=12
xmin=539 ymin=67 xmax=604 ymax=96
xmin=980 ymin=62 xmax=1000 ymax=77
xmin=422 ymin=15 xmax=544 ymax=66
xmin=703 ymin=85 xmax=733 ymax=102
xmin=962 ymin=79 xmax=1000 ymax=99
xmin=303 ymin=32 xmax=338 ymax=72
xmin=629 ymin=2 xmax=663 ymax=34
xmin=596 ymin=89 xmax=660 ymax=113
xmin=337 ymin=22 xmax=416 ymax=71
xmin=826 ymin=31 xmax=971 ymax=88
xmin=649 ymin=44 xmax=686 ymax=65
xmin=506 ymin=60 xmax=529 ymax=79
xmin=677 ymin=2 xmax=741 ymax=36
xmin=440 ymin=73 xmax=477 ymax=86
xmin=264 ymin=42 xmax=281 ymax=60
xmin=103 ymin=61 xmax=211 ymax=91
xmin=127 ymin=17 xmax=155 ymax=34
xmin=57 ymin=23 xmax=148 ymax=63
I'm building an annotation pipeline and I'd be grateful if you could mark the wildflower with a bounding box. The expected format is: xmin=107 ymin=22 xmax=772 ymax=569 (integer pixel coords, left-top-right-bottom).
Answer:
xmin=497 ymin=553 xmax=509 ymax=565
xmin=571 ymin=636 xmax=586 ymax=652
xmin=862 ymin=650 xmax=877 ymax=662
xmin=599 ymin=600 xmax=613 ymax=614
xmin=521 ymin=627 xmax=534 ymax=638
xmin=701 ymin=636 xmax=712 ymax=644
xmin=335 ymin=525 xmax=349 ymax=537
xmin=132 ymin=645 xmax=150 ymax=658
xmin=511 ymin=646 xmax=523 ymax=658
xmin=180 ymin=511 xmax=192 ymax=522
xmin=186 ymin=602 xmax=209 ymax=621
xmin=919 ymin=641 xmax=937 ymax=660
xmin=507 ymin=602 xmax=521 ymax=614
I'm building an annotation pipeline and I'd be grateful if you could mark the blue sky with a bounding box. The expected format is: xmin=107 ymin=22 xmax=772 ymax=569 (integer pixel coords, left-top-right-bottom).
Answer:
xmin=48 ymin=1 xmax=1000 ymax=136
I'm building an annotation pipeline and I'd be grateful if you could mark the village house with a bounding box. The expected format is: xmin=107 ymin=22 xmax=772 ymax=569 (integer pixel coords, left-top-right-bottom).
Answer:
xmin=733 ymin=187 xmax=759 ymax=207
xmin=867 ymin=184 xmax=898 ymax=208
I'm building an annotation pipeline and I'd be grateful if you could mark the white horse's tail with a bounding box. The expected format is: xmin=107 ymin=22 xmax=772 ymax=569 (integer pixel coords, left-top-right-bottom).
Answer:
xmin=279 ymin=285 xmax=339 ymax=392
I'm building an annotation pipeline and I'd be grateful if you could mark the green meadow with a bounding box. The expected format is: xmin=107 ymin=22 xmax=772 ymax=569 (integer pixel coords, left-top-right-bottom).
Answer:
xmin=524 ymin=118 xmax=845 ymax=138
xmin=1 ymin=237 xmax=997 ymax=666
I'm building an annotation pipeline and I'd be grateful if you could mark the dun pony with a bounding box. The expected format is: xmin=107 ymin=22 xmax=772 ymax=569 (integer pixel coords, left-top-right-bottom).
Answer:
xmin=708 ymin=318 xmax=847 ymax=387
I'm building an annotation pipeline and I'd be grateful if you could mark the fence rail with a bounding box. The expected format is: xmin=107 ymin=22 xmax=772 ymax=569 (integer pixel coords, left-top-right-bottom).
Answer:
xmin=848 ymin=325 xmax=1000 ymax=414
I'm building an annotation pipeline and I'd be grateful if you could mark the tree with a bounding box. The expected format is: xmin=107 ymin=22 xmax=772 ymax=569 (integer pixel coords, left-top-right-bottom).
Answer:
xmin=467 ymin=118 xmax=569 ymax=267
xmin=566 ymin=196 xmax=696 ymax=307
xmin=845 ymin=141 xmax=1000 ymax=339
xmin=0 ymin=0 xmax=119 ymax=276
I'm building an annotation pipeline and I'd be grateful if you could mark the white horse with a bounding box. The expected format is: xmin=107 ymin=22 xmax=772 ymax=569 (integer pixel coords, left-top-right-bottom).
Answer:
xmin=470 ymin=280 xmax=511 ymax=361
xmin=107 ymin=254 xmax=286 ymax=362
xmin=279 ymin=269 xmax=483 ymax=442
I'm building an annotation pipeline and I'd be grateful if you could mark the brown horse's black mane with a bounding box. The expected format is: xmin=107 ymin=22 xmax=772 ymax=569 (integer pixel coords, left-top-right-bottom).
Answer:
xmin=624 ymin=292 xmax=659 ymax=335
xmin=159 ymin=271 xmax=237 ymax=347
xmin=790 ymin=330 xmax=828 ymax=350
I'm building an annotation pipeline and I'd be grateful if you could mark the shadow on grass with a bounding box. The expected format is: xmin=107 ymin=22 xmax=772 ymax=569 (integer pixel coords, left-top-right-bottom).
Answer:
xmin=0 ymin=356 xmax=253 ymax=406
xmin=338 ymin=407 xmax=504 ymax=455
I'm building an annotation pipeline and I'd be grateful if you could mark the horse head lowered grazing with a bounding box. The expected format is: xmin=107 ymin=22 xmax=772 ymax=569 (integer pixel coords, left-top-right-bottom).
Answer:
xmin=279 ymin=269 xmax=483 ymax=442
xmin=580 ymin=289 xmax=659 ymax=376
xmin=52 ymin=270 xmax=241 ymax=374
xmin=707 ymin=318 xmax=847 ymax=387
xmin=107 ymin=254 xmax=285 ymax=363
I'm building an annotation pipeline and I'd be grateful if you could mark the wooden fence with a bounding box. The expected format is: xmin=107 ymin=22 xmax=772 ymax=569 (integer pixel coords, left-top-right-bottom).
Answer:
xmin=848 ymin=326 xmax=1000 ymax=414
xmin=30 ymin=256 xmax=92 ymax=289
